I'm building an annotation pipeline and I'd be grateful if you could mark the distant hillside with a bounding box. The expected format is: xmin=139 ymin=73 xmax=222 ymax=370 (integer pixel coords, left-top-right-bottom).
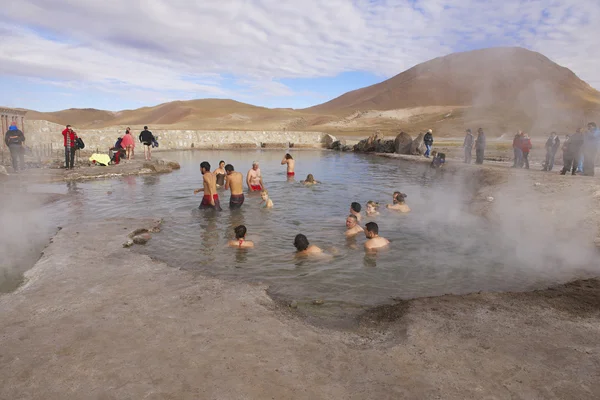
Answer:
xmin=23 ymin=47 xmax=600 ymax=136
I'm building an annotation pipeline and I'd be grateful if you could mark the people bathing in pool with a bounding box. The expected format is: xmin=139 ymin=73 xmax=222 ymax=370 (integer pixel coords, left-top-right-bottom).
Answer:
xmin=386 ymin=191 xmax=410 ymax=213
xmin=302 ymin=174 xmax=319 ymax=185
xmin=194 ymin=161 xmax=222 ymax=211
xmin=260 ymin=190 xmax=273 ymax=208
xmin=345 ymin=214 xmax=363 ymax=237
xmin=293 ymin=234 xmax=323 ymax=255
xmin=228 ymin=225 xmax=254 ymax=249
xmin=364 ymin=222 xmax=389 ymax=250
xmin=247 ymin=161 xmax=264 ymax=192
xmin=281 ymin=153 xmax=295 ymax=177
xmin=214 ymin=160 xmax=226 ymax=188
xmin=365 ymin=201 xmax=380 ymax=216
xmin=350 ymin=202 xmax=362 ymax=221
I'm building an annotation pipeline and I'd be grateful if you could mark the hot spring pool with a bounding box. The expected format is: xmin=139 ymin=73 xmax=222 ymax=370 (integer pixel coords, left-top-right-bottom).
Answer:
xmin=5 ymin=150 xmax=597 ymax=314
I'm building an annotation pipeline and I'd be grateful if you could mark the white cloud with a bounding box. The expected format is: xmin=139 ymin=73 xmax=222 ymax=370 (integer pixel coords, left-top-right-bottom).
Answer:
xmin=0 ymin=0 xmax=599 ymax=108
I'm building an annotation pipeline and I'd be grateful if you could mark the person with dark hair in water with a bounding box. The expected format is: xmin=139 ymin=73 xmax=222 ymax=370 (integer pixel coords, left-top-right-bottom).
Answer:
xmin=194 ymin=161 xmax=222 ymax=211
xmin=228 ymin=225 xmax=254 ymax=248
xmin=293 ymin=234 xmax=322 ymax=255
xmin=386 ymin=191 xmax=411 ymax=212
xmin=214 ymin=160 xmax=226 ymax=187
xmin=281 ymin=153 xmax=295 ymax=177
xmin=224 ymin=164 xmax=244 ymax=209
xmin=583 ymin=122 xmax=599 ymax=176
xmin=345 ymin=214 xmax=363 ymax=237
xmin=364 ymin=222 xmax=389 ymax=250
xmin=350 ymin=202 xmax=362 ymax=221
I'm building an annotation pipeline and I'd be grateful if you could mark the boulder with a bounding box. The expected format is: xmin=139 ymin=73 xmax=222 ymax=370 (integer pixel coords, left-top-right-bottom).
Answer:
xmin=375 ymin=139 xmax=396 ymax=153
xmin=394 ymin=131 xmax=413 ymax=154
xmin=330 ymin=139 xmax=347 ymax=151
xmin=132 ymin=232 xmax=152 ymax=245
xmin=324 ymin=134 xmax=337 ymax=149
xmin=355 ymin=132 xmax=385 ymax=152
xmin=410 ymin=132 xmax=426 ymax=155
xmin=0 ymin=165 xmax=7 ymax=176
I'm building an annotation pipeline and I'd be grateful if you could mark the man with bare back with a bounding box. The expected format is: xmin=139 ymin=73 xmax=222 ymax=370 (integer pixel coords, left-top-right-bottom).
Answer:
xmin=224 ymin=164 xmax=245 ymax=209
xmin=281 ymin=153 xmax=295 ymax=177
xmin=247 ymin=161 xmax=264 ymax=192
xmin=194 ymin=161 xmax=222 ymax=211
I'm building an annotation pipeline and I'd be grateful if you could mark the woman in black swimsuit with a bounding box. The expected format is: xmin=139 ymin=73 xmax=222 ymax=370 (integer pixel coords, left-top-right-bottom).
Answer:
xmin=214 ymin=160 xmax=226 ymax=187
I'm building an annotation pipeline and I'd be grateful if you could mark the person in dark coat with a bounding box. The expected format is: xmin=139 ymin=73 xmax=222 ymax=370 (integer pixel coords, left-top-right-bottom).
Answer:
xmin=520 ymin=133 xmax=532 ymax=169
xmin=583 ymin=122 xmax=599 ymax=176
xmin=475 ymin=128 xmax=486 ymax=164
xmin=463 ymin=129 xmax=474 ymax=163
xmin=4 ymin=122 xmax=25 ymax=172
xmin=543 ymin=132 xmax=560 ymax=171
xmin=423 ymin=129 xmax=434 ymax=158
xmin=512 ymin=131 xmax=523 ymax=168
xmin=567 ymin=128 xmax=585 ymax=175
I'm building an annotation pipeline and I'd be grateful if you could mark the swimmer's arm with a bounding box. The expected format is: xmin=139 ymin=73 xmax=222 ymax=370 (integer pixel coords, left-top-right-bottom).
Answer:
xmin=246 ymin=171 xmax=252 ymax=188
xmin=224 ymin=177 xmax=230 ymax=190
xmin=193 ymin=187 xmax=204 ymax=194
xmin=281 ymin=158 xmax=287 ymax=165
xmin=259 ymin=175 xmax=265 ymax=189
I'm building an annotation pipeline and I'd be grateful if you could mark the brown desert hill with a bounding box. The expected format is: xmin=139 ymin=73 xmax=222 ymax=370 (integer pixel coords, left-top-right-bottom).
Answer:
xmin=21 ymin=47 xmax=600 ymax=136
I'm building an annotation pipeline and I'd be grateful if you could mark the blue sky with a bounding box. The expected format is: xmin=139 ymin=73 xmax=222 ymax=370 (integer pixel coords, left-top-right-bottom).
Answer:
xmin=0 ymin=0 xmax=599 ymax=112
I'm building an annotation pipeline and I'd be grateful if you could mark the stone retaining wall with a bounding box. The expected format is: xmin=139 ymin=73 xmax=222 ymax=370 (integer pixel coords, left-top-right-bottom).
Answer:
xmin=23 ymin=120 xmax=335 ymax=152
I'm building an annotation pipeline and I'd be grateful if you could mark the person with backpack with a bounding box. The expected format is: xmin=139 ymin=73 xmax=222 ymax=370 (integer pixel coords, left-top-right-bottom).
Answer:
xmin=139 ymin=126 xmax=155 ymax=161
xmin=62 ymin=124 xmax=78 ymax=169
xmin=4 ymin=122 xmax=25 ymax=172
xmin=423 ymin=129 xmax=434 ymax=157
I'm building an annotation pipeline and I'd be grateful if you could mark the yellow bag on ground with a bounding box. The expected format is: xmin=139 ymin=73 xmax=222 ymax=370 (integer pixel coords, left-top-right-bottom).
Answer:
xmin=89 ymin=153 xmax=111 ymax=166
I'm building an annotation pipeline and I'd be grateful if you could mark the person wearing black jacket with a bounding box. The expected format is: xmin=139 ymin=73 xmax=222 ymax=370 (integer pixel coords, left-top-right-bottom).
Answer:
xmin=543 ymin=132 xmax=560 ymax=171
xmin=565 ymin=129 xmax=584 ymax=175
xmin=423 ymin=129 xmax=433 ymax=157
xmin=4 ymin=122 xmax=25 ymax=172
xmin=139 ymin=126 xmax=155 ymax=161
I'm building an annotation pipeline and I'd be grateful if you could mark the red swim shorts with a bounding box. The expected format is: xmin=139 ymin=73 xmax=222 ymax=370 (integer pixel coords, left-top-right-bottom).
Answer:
xmin=199 ymin=194 xmax=222 ymax=211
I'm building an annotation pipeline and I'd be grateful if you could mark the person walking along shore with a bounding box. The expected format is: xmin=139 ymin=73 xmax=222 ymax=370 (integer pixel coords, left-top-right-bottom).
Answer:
xmin=62 ymin=125 xmax=78 ymax=169
xmin=4 ymin=122 xmax=25 ymax=172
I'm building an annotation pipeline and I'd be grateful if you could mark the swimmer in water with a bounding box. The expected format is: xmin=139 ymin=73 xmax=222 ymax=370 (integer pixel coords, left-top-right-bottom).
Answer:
xmin=386 ymin=191 xmax=410 ymax=213
xmin=364 ymin=222 xmax=389 ymax=251
xmin=247 ymin=161 xmax=264 ymax=192
xmin=281 ymin=153 xmax=295 ymax=177
xmin=194 ymin=161 xmax=222 ymax=211
xmin=214 ymin=160 xmax=226 ymax=188
xmin=345 ymin=214 xmax=364 ymax=237
xmin=350 ymin=202 xmax=362 ymax=221
xmin=294 ymin=234 xmax=323 ymax=255
xmin=224 ymin=164 xmax=244 ymax=209
xmin=365 ymin=200 xmax=380 ymax=216
xmin=228 ymin=225 xmax=254 ymax=248
xmin=302 ymin=174 xmax=319 ymax=185
xmin=260 ymin=190 xmax=274 ymax=208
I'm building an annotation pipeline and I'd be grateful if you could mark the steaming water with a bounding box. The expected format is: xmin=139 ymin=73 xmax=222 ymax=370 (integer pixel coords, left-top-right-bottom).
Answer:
xmin=1 ymin=150 xmax=597 ymax=314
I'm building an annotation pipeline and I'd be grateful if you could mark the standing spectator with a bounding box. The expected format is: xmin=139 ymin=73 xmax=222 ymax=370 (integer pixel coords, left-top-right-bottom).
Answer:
xmin=475 ymin=128 xmax=486 ymax=164
xmin=4 ymin=122 xmax=25 ymax=172
xmin=512 ymin=131 xmax=523 ymax=168
xmin=543 ymin=132 xmax=560 ymax=171
xmin=463 ymin=129 xmax=474 ymax=163
xmin=423 ymin=129 xmax=433 ymax=158
xmin=569 ymin=128 xmax=585 ymax=175
xmin=139 ymin=126 xmax=155 ymax=161
xmin=583 ymin=122 xmax=599 ymax=176
xmin=62 ymin=124 xmax=78 ymax=169
xmin=520 ymin=133 xmax=532 ymax=169
xmin=560 ymin=134 xmax=577 ymax=175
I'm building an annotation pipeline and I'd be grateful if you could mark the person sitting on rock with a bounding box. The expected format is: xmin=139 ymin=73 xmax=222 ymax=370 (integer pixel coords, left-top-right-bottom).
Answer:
xmin=364 ymin=222 xmax=390 ymax=251
xmin=228 ymin=225 xmax=254 ymax=248
xmin=294 ymin=234 xmax=323 ymax=255
xmin=386 ymin=192 xmax=411 ymax=213
xmin=423 ymin=129 xmax=434 ymax=157
xmin=345 ymin=214 xmax=364 ymax=237
xmin=301 ymin=174 xmax=319 ymax=185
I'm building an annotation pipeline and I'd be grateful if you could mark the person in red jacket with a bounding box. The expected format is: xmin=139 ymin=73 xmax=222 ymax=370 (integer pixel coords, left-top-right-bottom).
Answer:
xmin=520 ymin=132 xmax=532 ymax=169
xmin=62 ymin=124 xmax=78 ymax=169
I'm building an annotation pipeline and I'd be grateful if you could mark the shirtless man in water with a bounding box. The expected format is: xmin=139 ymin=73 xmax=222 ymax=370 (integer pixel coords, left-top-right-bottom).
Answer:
xmin=364 ymin=222 xmax=389 ymax=250
xmin=386 ymin=191 xmax=411 ymax=213
xmin=281 ymin=153 xmax=295 ymax=177
xmin=293 ymin=234 xmax=323 ymax=255
xmin=224 ymin=164 xmax=244 ymax=209
xmin=194 ymin=161 xmax=222 ymax=211
xmin=345 ymin=215 xmax=364 ymax=237
xmin=247 ymin=161 xmax=264 ymax=192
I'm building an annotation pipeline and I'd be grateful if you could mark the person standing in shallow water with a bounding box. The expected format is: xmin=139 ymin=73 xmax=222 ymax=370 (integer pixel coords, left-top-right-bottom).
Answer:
xmin=214 ymin=160 xmax=226 ymax=188
xmin=281 ymin=153 xmax=295 ymax=177
xmin=475 ymin=128 xmax=486 ymax=164
xmin=247 ymin=161 xmax=264 ymax=192
xmin=194 ymin=161 xmax=222 ymax=211
xmin=364 ymin=222 xmax=389 ymax=251
xmin=423 ymin=129 xmax=434 ymax=157
xmin=224 ymin=164 xmax=244 ymax=209
xmin=4 ymin=122 xmax=25 ymax=172
xmin=463 ymin=129 xmax=474 ymax=164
